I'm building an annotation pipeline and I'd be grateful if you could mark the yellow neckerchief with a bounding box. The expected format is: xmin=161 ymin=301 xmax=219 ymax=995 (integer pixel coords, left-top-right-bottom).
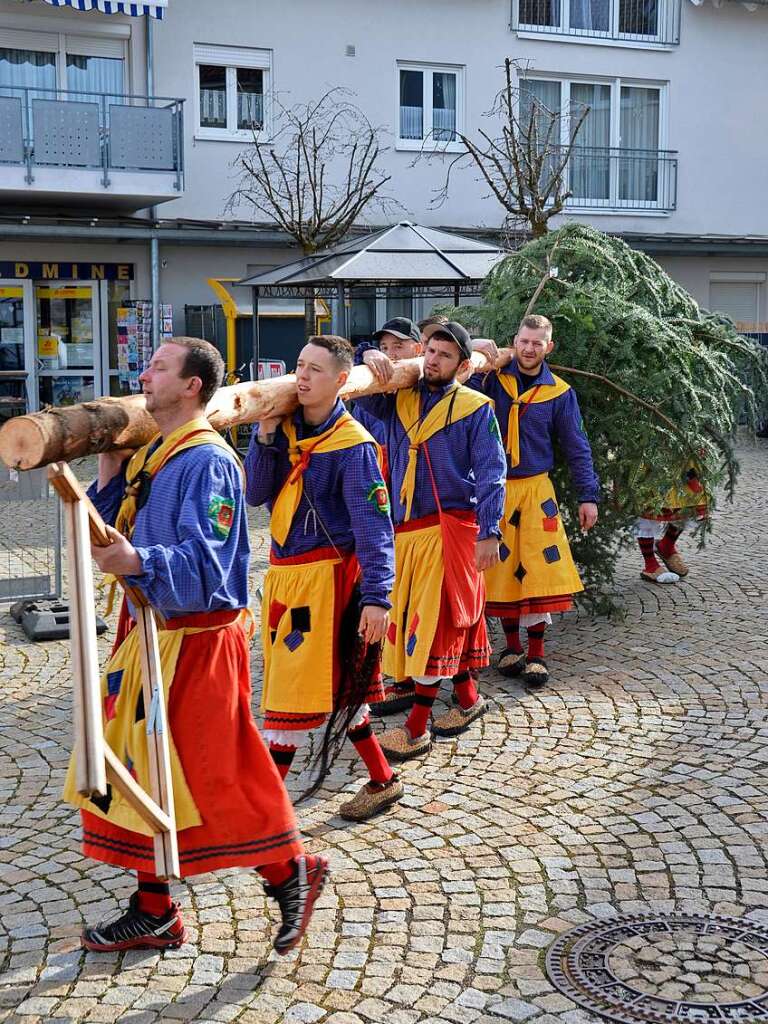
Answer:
xmin=497 ymin=369 xmax=570 ymax=467
xmin=270 ymin=410 xmax=382 ymax=546
xmin=395 ymin=384 xmax=491 ymax=522
xmin=105 ymin=418 xmax=239 ymax=615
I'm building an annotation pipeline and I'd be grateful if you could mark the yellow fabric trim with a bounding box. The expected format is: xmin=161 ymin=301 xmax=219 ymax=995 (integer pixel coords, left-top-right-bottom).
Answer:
xmin=395 ymin=385 xmax=491 ymax=521
xmin=60 ymin=619 xmax=238 ymax=837
xmin=261 ymin=557 xmax=340 ymax=714
xmin=484 ymin=473 xmax=583 ymax=605
xmin=270 ymin=411 xmax=380 ymax=547
xmin=382 ymin=524 xmax=444 ymax=680
xmin=496 ymin=372 xmax=571 ymax=468
xmin=115 ymin=416 xmax=237 ymax=541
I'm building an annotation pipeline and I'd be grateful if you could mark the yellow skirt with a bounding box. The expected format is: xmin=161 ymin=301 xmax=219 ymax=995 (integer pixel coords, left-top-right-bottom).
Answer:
xmin=484 ymin=473 xmax=583 ymax=609
xmin=382 ymin=522 xmax=444 ymax=681
xmin=62 ymin=621 xmax=201 ymax=838
xmin=261 ymin=555 xmax=340 ymax=715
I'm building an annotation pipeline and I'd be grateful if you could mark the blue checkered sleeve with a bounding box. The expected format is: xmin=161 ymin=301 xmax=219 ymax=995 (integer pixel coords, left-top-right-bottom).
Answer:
xmin=469 ymin=403 xmax=507 ymax=539
xmin=125 ymin=454 xmax=248 ymax=613
xmin=341 ymin=443 xmax=395 ymax=608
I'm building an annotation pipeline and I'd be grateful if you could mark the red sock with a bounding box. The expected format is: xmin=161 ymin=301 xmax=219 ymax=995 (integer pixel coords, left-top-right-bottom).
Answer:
xmin=269 ymin=742 xmax=297 ymax=780
xmin=527 ymin=624 xmax=546 ymax=660
xmin=452 ymin=670 xmax=478 ymax=710
xmin=657 ymin=524 xmax=682 ymax=558
xmin=257 ymin=859 xmax=295 ymax=887
xmin=501 ymin=617 xmax=523 ymax=654
xmin=638 ymin=536 xmax=661 ymax=572
xmin=136 ymin=872 xmax=172 ymax=916
xmin=405 ymin=681 xmax=441 ymax=738
xmin=348 ymin=716 xmax=393 ymax=784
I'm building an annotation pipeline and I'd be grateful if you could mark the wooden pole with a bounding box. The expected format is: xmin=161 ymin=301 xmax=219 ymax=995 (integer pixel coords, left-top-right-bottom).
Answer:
xmin=0 ymin=347 xmax=506 ymax=471
xmin=49 ymin=462 xmax=180 ymax=879
xmin=63 ymin=495 xmax=106 ymax=797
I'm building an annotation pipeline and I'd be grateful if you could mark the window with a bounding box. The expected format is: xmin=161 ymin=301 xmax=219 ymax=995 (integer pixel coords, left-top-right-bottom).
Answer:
xmin=0 ymin=34 xmax=125 ymax=96
xmin=194 ymin=44 xmax=271 ymax=141
xmin=397 ymin=62 xmax=463 ymax=149
xmin=514 ymin=0 xmax=679 ymax=45
xmin=709 ymin=277 xmax=763 ymax=330
xmin=519 ymin=75 xmax=675 ymax=211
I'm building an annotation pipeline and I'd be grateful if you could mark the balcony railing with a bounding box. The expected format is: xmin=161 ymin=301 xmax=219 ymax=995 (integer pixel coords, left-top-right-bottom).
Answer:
xmin=544 ymin=146 xmax=678 ymax=212
xmin=513 ymin=0 xmax=681 ymax=45
xmin=0 ymin=86 xmax=184 ymax=192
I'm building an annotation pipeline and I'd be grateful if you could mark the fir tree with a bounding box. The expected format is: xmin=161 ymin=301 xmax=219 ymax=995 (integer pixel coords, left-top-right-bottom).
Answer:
xmin=445 ymin=224 xmax=768 ymax=613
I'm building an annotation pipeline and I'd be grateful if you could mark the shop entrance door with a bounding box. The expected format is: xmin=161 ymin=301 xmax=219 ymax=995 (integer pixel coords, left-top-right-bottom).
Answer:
xmin=35 ymin=282 xmax=103 ymax=408
xmin=0 ymin=279 xmax=35 ymax=420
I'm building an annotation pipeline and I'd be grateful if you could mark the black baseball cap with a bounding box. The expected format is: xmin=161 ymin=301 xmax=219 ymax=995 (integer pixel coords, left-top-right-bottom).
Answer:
xmin=422 ymin=320 xmax=472 ymax=361
xmin=372 ymin=317 xmax=421 ymax=344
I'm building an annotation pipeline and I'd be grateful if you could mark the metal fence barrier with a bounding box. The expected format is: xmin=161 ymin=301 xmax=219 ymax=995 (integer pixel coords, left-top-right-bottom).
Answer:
xmin=0 ymin=465 xmax=62 ymax=603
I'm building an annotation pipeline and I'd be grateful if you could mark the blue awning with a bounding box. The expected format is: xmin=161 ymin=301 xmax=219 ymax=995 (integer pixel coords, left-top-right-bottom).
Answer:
xmin=41 ymin=0 xmax=167 ymax=17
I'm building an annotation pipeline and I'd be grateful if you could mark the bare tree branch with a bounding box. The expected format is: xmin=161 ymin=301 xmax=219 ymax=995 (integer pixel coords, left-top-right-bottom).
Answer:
xmin=228 ymin=87 xmax=400 ymax=257
xmin=424 ymin=56 xmax=590 ymax=239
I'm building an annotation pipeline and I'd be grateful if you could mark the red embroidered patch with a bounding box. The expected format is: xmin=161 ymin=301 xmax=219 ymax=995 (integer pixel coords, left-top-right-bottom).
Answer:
xmin=269 ymin=600 xmax=288 ymax=629
xmin=542 ymin=517 xmax=558 ymax=532
xmin=387 ymin=621 xmax=397 ymax=645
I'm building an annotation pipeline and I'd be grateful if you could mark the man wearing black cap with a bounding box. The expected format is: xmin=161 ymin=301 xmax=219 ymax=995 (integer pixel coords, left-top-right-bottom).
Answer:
xmin=350 ymin=321 xmax=506 ymax=759
xmin=352 ymin=317 xmax=424 ymax=716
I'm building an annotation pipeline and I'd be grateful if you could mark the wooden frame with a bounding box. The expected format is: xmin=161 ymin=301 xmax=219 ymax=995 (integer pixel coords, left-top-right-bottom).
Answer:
xmin=49 ymin=461 xmax=180 ymax=879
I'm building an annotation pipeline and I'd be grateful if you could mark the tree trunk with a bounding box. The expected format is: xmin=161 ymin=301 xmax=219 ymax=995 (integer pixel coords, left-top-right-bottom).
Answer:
xmin=0 ymin=352 xmax=505 ymax=471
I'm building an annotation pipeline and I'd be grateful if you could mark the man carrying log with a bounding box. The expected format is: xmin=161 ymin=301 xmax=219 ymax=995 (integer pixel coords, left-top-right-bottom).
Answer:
xmin=65 ymin=337 xmax=328 ymax=955
xmin=245 ymin=335 xmax=403 ymax=822
xmin=471 ymin=315 xmax=600 ymax=687
xmin=352 ymin=316 xmax=425 ymax=716
xmin=351 ymin=321 xmax=506 ymax=759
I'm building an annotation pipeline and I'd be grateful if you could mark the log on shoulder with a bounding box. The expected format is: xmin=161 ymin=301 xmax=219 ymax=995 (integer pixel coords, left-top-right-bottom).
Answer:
xmin=0 ymin=348 xmax=504 ymax=470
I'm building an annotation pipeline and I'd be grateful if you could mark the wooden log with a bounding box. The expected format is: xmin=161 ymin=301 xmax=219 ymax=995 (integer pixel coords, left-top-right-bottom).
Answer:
xmin=0 ymin=348 xmax=507 ymax=470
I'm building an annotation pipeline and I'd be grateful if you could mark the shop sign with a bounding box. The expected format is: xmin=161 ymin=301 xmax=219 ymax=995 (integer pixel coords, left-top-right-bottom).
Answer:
xmin=0 ymin=262 xmax=133 ymax=281
xmin=0 ymin=286 xmax=23 ymax=299
xmin=36 ymin=287 xmax=94 ymax=300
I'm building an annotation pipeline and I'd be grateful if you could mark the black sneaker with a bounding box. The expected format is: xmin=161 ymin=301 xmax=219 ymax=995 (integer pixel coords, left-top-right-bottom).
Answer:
xmin=264 ymin=854 xmax=330 ymax=955
xmin=81 ymin=892 xmax=187 ymax=952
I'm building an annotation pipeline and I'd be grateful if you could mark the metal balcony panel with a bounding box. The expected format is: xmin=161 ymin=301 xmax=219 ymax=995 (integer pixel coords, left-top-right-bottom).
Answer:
xmin=109 ymin=104 xmax=175 ymax=171
xmin=0 ymin=97 xmax=23 ymax=165
xmin=0 ymin=86 xmax=184 ymax=209
xmin=33 ymin=99 xmax=101 ymax=167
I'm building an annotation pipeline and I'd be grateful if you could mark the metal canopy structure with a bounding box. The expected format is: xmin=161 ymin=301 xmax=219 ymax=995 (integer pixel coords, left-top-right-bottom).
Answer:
xmin=237 ymin=221 xmax=508 ymax=300
xmin=236 ymin=220 xmax=508 ymax=375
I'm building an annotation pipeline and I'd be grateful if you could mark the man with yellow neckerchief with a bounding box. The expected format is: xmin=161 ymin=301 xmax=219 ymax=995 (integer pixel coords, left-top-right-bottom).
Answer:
xmin=72 ymin=338 xmax=327 ymax=959
xmin=245 ymin=335 xmax=401 ymax=823
xmin=350 ymin=322 xmax=506 ymax=762
xmin=471 ymin=315 xmax=600 ymax=688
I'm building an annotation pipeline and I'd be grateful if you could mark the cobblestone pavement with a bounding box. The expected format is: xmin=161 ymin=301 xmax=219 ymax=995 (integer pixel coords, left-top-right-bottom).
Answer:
xmin=1 ymin=443 xmax=768 ymax=1024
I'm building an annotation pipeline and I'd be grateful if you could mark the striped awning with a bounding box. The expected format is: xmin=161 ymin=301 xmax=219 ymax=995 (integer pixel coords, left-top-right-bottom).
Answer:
xmin=41 ymin=0 xmax=167 ymax=17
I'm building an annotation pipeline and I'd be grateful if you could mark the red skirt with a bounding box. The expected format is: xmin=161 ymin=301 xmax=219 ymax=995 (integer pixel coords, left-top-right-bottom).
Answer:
xmin=395 ymin=513 xmax=491 ymax=678
xmin=81 ymin=608 xmax=303 ymax=876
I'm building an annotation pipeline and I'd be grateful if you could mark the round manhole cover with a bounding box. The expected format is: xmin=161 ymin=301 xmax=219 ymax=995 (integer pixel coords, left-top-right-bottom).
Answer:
xmin=545 ymin=914 xmax=768 ymax=1022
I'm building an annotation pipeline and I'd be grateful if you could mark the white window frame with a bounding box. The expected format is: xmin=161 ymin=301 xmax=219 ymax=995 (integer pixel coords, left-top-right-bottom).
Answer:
xmin=513 ymin=0 xmax=677 ymax=49
xmin=193 ymin=43 xmax=272 ymax=143
xmin=519 ymin=72 xmax=670 ymax=215
xmin=0 ymin=27 xmax=127 ymax=94
xmin=395 ymin=60 xmax=465 ymax=153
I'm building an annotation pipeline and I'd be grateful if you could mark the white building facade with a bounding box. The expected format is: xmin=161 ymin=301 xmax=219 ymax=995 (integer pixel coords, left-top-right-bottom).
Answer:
xmin=0 ymin=0 xmax=766 ymax=413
